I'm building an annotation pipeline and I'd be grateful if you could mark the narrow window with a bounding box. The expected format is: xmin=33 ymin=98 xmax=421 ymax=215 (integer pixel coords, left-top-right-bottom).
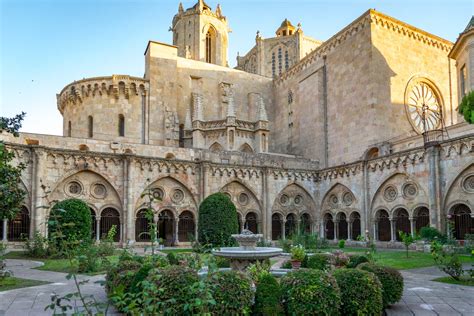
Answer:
xmin=179 ymin=124 xmax=184 ymax=148
xmin=206 ymin=30 xmax=212 ymax=63
xmin=278 ymin=47 xmax=282 ymax=75
xmin=67 ymin=121 xmax=72 ymax=137
xmin=285 ymin=50 xmax=289 ymax=71
xmin=88 ymin=116 xmax=93 ymax=138
xmin=272 ymin=52 xmax=276 ymax=77
xmin=118 ymin=114 xmax=125 ymax=137
xmin=460 ymin=65 xmax=467 ymax=98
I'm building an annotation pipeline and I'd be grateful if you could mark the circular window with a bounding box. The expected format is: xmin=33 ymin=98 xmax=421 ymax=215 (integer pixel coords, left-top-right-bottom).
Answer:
xmin=91 ymin=183 xmax=107 ymax=199
xmin=383 ymin=186 xmax=398 ymax=202
xmin=294 ymin=195 xmax=303 ymax=205
xmin=152 ymin=188 xmax=165 ymax=200
xmin=67 ymin=181 xmax=82 ymax=196
xmin=404 ymin=78 xmax=442 ymax=134
xmin=238 ymin=193 xmax=249 ymax=205
xmin=280 ymin=194 xmax=289 ymax=205
xmin=171 ymin=189 xmax=184 ymax=203
xmin=462 ymin=174 xmax=474 ymax=193
xmin=223 ymin=192 xmax=232 ymax=200
xmin=402 ymin=183 xmax=418 ymax=199
xmin=329 ymin=194 xmax=338 ymax=207
xmin=342 ymin=192 xmax=353 ymax=206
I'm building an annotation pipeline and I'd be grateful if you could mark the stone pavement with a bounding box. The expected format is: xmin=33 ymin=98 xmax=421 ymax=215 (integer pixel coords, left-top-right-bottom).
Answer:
xmin=387 ymin=265 xmax=474 ymax=316
xmin=1 ymin=258 xmax=473 ymax=315
xmin=0 ymin=259 xmax=114 ymax=316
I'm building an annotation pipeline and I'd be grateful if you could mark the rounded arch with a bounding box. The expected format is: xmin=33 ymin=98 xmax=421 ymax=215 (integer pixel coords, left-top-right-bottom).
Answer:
xmin=245 ymin=211 xmax=259 ymax=233
xmin=100 ymin=207 xmax=121 ymax=242
xmin=375 ymin=209 xmax=391 ymax=242
xmin=178 ymin=210 xmax=195 ymax=242
xmin=413 ymin=205 xmax=430 ymax=233
xmin=271 ymin=213 xmax=283 ymax=240
xmin=448 ymin=203 xmax=473 ymax=240
xmin=393 ymin=207 xmax=410 ymax=241
xmin=135 ymin=208 xmax=151 ymax=242
xmin=285 ymin=213 xmax=297 ymax=238
xmin=323 ymin=212 xmax=335 ymax=240
xmin=7 ymin=205 xmax=30 ymax=241
xmin=350 ymin=211 xmax=361 ymax=240
xmin=336 ymin=212 xmax=348 ymax=240
xmin=300 ymin=212 xmax=311 ymax=234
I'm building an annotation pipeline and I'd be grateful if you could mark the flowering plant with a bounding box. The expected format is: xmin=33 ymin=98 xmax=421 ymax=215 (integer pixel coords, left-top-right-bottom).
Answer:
xmin=290 ymin=245 xmax=306 ymax=261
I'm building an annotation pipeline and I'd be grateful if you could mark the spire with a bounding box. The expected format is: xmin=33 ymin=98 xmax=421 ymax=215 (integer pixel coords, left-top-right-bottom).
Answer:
xmin=184 ymin=109 xmax=192 ymax=130
xmin=198 ymin=0 xmax=204 ymax=12
xmin=464 ymin=16 xmax=474 ymax=32
xmin=192 ymin=93 xmax=204 ymax=121
xmin=227 ymin=93 xmax=236 ymax=117
xmin=178 ymin=2 xmax=184 ymax=14
xmin=258 ymin=95 xmax=268 ymax=121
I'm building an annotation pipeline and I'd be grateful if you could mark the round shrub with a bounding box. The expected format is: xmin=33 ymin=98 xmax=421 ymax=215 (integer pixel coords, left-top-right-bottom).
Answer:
xmin=207 ymin=270 xmax=253 ymax=314
xmin=347 ymin=254 xmax=369 ymax=268
xmin=49 ymin=198 xmax=92 ymax=243
xmin=145 ymin=265 xmax=199 ymax=314
xmin=280 ymin=269 xmax=341 ymax=315
xmin=333 ymin=269 xmax=383 ymax=315
xmin=253 ymin=274 xmax=283 ymax=316
xmin=105 ymin=259 xmax=142 ymax=295
xmin=303 ymin=253 xmax=332 ymax=270
xmin=358 ymin=263 xmax=404 ymax=307
xmin=419 ymin=226 xmax=445 ymax=242
xmin=198 ymin=192 xmax=239 ymax=247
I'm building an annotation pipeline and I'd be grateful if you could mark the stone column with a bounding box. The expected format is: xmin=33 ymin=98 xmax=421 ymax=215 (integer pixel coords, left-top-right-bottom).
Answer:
xmin=33 ymin=149 xmax=46 ymax=236
xmin=2 ymin=220 xmax=7 ymax=242
xmin=262 ymin=168 xmax=269 ymax=240
xmin=334 ymin=221 xmax=338 ymax=241
xmin=426 ymin=145 xmax=441 ymax=229
xmin=174 ymin=218 xmax=180 ymax=245
xmin=348 ymin=221 xmax=352 ymax=241
xmin=96 ymin=219 xmax=101 ymax=242
xmin=409 ymin=217 xmax=415 ymax=237
xmin=390 ymin=219 xmax=396 ymax=242
xmin=320 ymin=221 xmax=325 ymax=239
xmin=373 ymin=222 xmax=378 ymax=241
xmin=124 ymin=156 xmax=135 ymax=243
xmin=282 ymin=219 xmax=286 ymax=240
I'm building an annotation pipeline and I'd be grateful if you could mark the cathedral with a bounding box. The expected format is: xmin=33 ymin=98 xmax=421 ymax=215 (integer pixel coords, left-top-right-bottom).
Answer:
xmin=1 ymin=1 xmax=473 ymax=246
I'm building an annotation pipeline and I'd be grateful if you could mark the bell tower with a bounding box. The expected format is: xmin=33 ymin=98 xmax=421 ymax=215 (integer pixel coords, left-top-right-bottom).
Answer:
xmin=171 ymin=0 xmax=229 ymax=67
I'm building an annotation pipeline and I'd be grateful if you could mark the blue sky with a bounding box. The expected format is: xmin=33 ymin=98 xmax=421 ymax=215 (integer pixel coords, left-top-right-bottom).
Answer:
xmin=1 ymin=0 xmax=472 ymax=135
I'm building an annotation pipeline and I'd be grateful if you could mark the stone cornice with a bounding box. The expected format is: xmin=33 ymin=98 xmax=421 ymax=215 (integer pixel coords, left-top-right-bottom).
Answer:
xmin=275 ymin=9 xmax=453 ymax=85
xmin=57 ymin=75 xmax=149 ymax=114
xmin=449 ymin=28 xmax=474 ymax=59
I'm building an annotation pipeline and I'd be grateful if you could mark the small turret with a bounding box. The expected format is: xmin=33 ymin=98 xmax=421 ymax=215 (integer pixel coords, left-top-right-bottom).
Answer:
xmin=178 ymin=2 xmax=184 ymax=14
xmin=276 ymin=18 xmax=296 ymax=37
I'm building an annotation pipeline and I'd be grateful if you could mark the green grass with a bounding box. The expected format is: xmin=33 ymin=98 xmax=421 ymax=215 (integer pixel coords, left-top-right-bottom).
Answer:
xmin=4 ymin=251 xmax=119 ymax=275
xmin=0 ymin=277 xmax=50 ymax=292
xmin=432 ymin=276 xmax=474 ymax=286
xmin=159 ymin=248 xmax=193 ymax=254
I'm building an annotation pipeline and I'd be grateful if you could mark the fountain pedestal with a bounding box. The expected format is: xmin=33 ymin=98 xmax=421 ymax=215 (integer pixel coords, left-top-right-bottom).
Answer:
xmin=212 ymin=229 xmax=282 ymax=271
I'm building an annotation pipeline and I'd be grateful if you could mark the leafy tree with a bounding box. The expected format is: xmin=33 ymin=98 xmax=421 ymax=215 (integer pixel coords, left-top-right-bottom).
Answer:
xmin=49 ymin=199 xmax=92 ymax=244
xmin=459 ymin=90 xmax=474 ymax=124
xmin=0 ymin=112 xmax=27 ymax=221
xmin=398 ymin=231 xmax=415 ymax=258
xmin=198 ymin=192 xmax=238 ymax=247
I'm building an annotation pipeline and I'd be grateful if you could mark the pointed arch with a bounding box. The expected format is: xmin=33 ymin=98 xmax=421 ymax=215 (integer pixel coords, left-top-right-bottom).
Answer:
xmin=321 ymin=183 xmax=357 ymax=212
xmin=443 ymin=163 xmax=474 ymax=212
xmin=209 ymin=142 xmax=224 ymax=153
xmin=239 ymin=143 xmax=254 ymax=154
xmin=204 ymin=24 xmax=217 ymax=64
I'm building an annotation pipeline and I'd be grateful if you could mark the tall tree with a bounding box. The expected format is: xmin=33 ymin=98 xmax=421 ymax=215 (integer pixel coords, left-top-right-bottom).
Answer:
xmin=0 ymin=112 xmax=27 ymax=220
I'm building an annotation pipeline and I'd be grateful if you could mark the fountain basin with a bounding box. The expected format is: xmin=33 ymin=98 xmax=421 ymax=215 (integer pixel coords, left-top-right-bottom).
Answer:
xmin=212 ymin=246 xmax=282 ymax=271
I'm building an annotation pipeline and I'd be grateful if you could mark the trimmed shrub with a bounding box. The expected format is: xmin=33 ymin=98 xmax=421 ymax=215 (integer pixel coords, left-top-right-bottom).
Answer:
xmin=358 ymin=263 xmax=404 ymax=307
xmin=333 ymin=268 xmax=383 ymax=315
xmin=459 ymin=90 xmax=474 ymax=124
xmin=419 ymin=226 xmax=445 ymax=242
xmin=303 ymin=253 xmax=332 ymax=270
xmin=144 ymin=265 xmax=199 ymax=314
xmin=280 ymin=269 xmax=341 ymax=315
xmin=49 ymin=199 xmax=92 ymax=243
xmin=281 ymin=260 xmax=292 ymax=269
xmin=207 ymin=271 xmax=253 ymax=314
xmin=198 ymin=193 xmax=239 ymax=247
xmin=253 ymin=274 xmax=283 ymax=316
xmin=347 ymin=254 xmax=369 ymax=268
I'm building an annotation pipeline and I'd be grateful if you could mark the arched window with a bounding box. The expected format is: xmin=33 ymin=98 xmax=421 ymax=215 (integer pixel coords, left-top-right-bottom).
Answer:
xmin=158 ymin=210 xmax=174 ymax=246
xmin=350 ymin=212 xmax=361 ymax=240
xmin=100 ymin=208 xmax=120 ymax=242
xmin=376 ymin=210 xmax=391 ymax=241
xmin=414 ymin=207 xmax=430 ymax=233
xmin=450 ymin=204 xmax=473 ymax=240
xmin=245 ymin=212 xmax=258 ymax=233
xmin=271 ymin=52 xmax=276 ymax=77
xmin=118 ymin=114 xmax=125 ymax=137
xmin=285 ymin=213 xmax=296 ymax=238
xmin=300 ymin=213 xmax=311 ymax=234
xmin=135 ymin=209 xmax=151 ymax=242
xmin=337 ymin=213 xmax=348 ymax=240
xmin=205 ymin=27 xmax=216 ymax=64
xmin=324 ymin=213 xmax=334 ymax=240
xmin=8 ymin=206 xmax=30 ymax=241
xmin=272 ymin=213 xmax=282 ymax=240
xmin=88 ymin=115 xmax=93 ymax=138
xmin=394 ymin=208 xmax=410 ymax=241
xmin=178 ymin=211 xmax=195 ymax=242
xmin=68 ymin=121 xmax=72 ymax=137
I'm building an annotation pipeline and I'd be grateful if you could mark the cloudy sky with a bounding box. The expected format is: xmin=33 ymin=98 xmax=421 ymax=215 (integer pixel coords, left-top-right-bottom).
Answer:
xmin=1 ymin=0 xmax=472 ymax=135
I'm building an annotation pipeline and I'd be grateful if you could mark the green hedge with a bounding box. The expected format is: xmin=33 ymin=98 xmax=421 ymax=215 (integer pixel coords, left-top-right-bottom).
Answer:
xmin=253 ymin=274 xmax=283 ymax=315
xmin=207 ymin=271 xmax=253 ymax=314
xmin=280 ymin=269 xmax=341 ymax=315
xmin=459 ymin=90 xmax=474 ymax=124
xmin=333 ymin=269 xmax=383 ymax=315
xmin=49 ymin=199 xmax=92 ymax=243
xmin=198 ymin=193 xmax=239 ymax=247
xmin=303 ymin=253 xmax=332 ymax=270
xmin=346 ymin=255 xmax=369 ymax=268
xmin=358 ymin=263 xmax=404 ymax=307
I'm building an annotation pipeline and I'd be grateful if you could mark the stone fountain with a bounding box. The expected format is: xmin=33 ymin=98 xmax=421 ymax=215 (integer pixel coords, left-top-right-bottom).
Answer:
xmin=212 ymin=229 xmax=282 ymax=271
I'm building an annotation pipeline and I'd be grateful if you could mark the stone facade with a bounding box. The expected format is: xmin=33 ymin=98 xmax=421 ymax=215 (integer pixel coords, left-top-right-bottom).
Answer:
xmin=1 ymin=2 xmax=473 ymax=245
